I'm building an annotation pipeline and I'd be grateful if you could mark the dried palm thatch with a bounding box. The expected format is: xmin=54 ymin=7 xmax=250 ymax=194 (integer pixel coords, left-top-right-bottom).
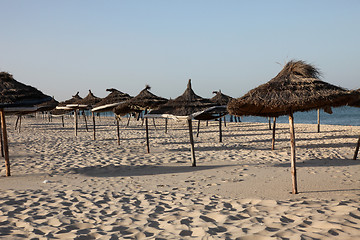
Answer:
xmin=113 ymin=85 xmax=168 ymax=116
xmin=227 ymin=60 xmax=357 ymax=194
xmin=349 ymin=89 xmax=360 ymax=107
xmin=36 ymin=97 xmax=59 ymax=112
xmin=148 ymin=79 xmax=217 ymax=118
xmin=92 ymin=88 xmax=132 ymax=113
xmin=210 ymin=90 xmax=233 ymax=106
xmin=50 ymin=92 xmax=82 ymax=115
xmin=74 ymin=90 xmax=102 ymax=108
xmin=0 ymin=72 xmax=52 ymax=108
xmin=228 ymin=60 xmax=354 ymax=117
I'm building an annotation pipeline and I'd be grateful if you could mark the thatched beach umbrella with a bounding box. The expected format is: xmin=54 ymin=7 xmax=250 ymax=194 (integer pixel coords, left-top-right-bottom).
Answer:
xmin=70 ymin=90 xmax=102 ymax=135
xmin=113 ymin=85 xmax=168 ymax=144
xmin=0 ymin=72 xmax=52 ymax=176
xmin=209 ymin=90 xmax=233 ymax=139
xmin=146 ymin=79 xmax=226 ymax=166
xmin=227 ymin=60 xmax=356 ymax=194
xmin=91 ymin=88 xmax=132 ymax=141
xmin=51 ymin=92 xmax=85 ymax=136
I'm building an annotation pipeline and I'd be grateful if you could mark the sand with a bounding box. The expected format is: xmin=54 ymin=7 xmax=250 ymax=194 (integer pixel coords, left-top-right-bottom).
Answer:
xmin=0 ymin=114 xmax=359 ymax=239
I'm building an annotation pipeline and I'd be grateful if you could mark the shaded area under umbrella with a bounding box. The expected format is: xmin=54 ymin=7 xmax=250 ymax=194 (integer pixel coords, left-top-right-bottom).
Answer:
xmin=227 ymin=60 xmax=357 ymax=194
xmin=0 ymin=72 xmax=52 ymax=176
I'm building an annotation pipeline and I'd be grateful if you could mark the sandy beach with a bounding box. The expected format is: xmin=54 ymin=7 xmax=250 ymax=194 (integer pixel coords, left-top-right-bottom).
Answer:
xmin=0 ymin=115 xmax=359 ymax=239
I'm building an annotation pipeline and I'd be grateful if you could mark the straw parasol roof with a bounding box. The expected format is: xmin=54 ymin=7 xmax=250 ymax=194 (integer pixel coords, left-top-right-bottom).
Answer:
xmin=148 ymin=79 xmax=219 ymax=119
xmin=349 ymin=89 xmax=360 ymax=107
xmin=210 ymin=90 xmax=233 ymax=106
xmin=92 ymin=88 xmax=132 ymax=113
xmin=0 ymin=72 xmax=52 ymax=108
xmin=50 ymin=92 xmax=82 ymax=115
xmin=35 ymin=97 xmax=58 ymax=112
xmin=74 ymin=90 xmax=102 ymax=108
xmin=228 ymin=60 xmax=355 ymax=117
xmin=113 ymin=85 xmax=168 ymax=116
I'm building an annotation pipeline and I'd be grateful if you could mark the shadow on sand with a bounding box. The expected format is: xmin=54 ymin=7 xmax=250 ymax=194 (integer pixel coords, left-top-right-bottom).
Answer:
xmin=70 ymin=164 xmax=235 ymax=178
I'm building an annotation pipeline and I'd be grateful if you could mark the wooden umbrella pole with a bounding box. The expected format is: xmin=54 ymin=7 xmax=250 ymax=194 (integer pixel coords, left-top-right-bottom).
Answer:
xmin=223 ymin=116 xmax=226 ymax=127
xmin=187 ymin=119 xmax=196 ymax=167
xmin=0 ymin=109 xmax=11 ymax=176
xmin=196 ymin=120 xmax=200 ymax=137
xmin=268 ymin=117 xmax=272 ymax=130
xmin=353 ymin=135 xmax=360 ymax=160
xmin=92 ymin=112 xmax=96 ymax=140
xmin=271 ymin=117 xmax=277 ymax=150
xmin=117 ymin=117 xmax=120 ymax=145
xmin=0 ymin=116 xmax=4 ymax=158
xmin=219 ymin=117 xmax=222 ymax=143
xmin=126 ymin=115 xmax=131 ymax=127
xmin=317 ymin=109 xmax=320 ymax=133
xmin=289 ymin=111 xmax=298 ymax=194
xmin=146 ymin=117 xmax=150 ymax=153
xmin=165 ymin=118 xmax=168 ymax=133
xmin=61 ymin=116 xmax=64 ymax=127
xmin=18 ymin=115 xmax=22 ymax=133
xmin=15 ymin=115 xmax=20 ymax=130
xmin=152 ymin=118 xmax=157 ymax=131
xmin=83 ymin=110 xmax=88 ymax=132
xmin=74 ymin=109 xmax=78 ymax=136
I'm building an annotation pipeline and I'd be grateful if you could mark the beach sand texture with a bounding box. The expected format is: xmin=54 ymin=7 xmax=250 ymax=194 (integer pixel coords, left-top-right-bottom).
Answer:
xmin=0 ymin=115 xmax=359 ymax=239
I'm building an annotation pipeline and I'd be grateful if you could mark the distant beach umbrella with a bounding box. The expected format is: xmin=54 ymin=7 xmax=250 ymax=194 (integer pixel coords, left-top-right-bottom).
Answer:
xmin=227 ymin=60 xmax=356 ymax=194
xmin=114 ymin=85 xmax=168 ymax=116
xmin=113 ymin=85 xmax=168 ymax=144
xmin=91 ymin=88 xmax=132 ymax=141
xmin=92 ymin=88 xmax=132 ymax=113
xmin=146 ymin=79 xmax=226 ymax=166
xmin=0 ymin=72 xmax=52 ymax=176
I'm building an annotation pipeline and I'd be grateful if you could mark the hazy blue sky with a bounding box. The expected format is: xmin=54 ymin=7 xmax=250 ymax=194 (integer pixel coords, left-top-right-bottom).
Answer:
xmin=1 ymin=0 xmax=359 ymax=101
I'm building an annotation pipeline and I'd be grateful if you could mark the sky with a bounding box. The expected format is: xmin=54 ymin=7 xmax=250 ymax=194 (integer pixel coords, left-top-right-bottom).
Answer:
xmin=1 ymin=0 xmax=359 ymax=101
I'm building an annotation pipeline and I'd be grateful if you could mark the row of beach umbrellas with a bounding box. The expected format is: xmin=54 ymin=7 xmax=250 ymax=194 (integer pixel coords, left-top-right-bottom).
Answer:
xmin=0 ymin=60 xmax=359 ymax=195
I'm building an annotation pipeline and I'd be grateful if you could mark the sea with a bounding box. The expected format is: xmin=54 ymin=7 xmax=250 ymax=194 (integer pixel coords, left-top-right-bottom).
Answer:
xmin=92 ymin=106 xmax=360 ymax=126
xmin=228 ymin=106 xmax=360 ymax=126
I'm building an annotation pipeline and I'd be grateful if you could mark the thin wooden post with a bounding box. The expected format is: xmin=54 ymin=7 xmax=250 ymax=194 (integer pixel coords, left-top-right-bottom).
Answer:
xmin=317 ymin=109 xmax=320 ymax=133
xmin=18 ymin=115 xmax=22 ymax=133
xmin=353 ymin=135 xmax=360 ymax=160
xmin=0 ymin=109 xmax=10 ymax=176
xmin=271 ymin=117 xmax=277 ymax=150
xmin=83 ymin=110 xmax=88 ymax=132
xmin=92 ymin=112 xmax=96 ymax=140
xmin=0 ymin=116 xmax=4 ymax=158
xmin=152 ymin=118 xmax=157 ymax=131
xmin=146 ymin=117 xmax=150 ymax=153
xmin=268 ymin=117 xmax=272 ymax=130
xmin=74 ymin=109 xmax=78 ymax=136
xmin=187 ymin=119 xmax=196 ymax=167
xmin=15 ymin=115 xmax=20 ymax=130
xmin=223 ymin=116 xmax=226 ymax=127
xmin=219 ymin=118 xmax=222 ymax=143
xmin=230 ymin=115 xmax=233 ymax=122
xmin=116 ymin=117 xmax=120 ymax=145
xmin=126 ymin=114 xmax=131 ymax=127
xmin=196 ymin=120 xmax=200 ymax=137
xmin=289 ymin=111 xmax=298 ymax=194
xmin=165 ymin=118 xmax=168 ymax=133
xmin=61 ymin=116 xmax=64 ymax=127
